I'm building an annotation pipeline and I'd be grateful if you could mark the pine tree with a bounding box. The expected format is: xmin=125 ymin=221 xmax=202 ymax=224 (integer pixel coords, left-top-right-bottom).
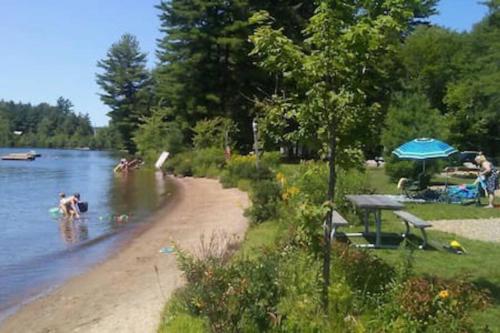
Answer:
xmin=154 ymin=0 xmax=314 ymax=150
xmin=96 ymin=34 xmax=151 ymax=153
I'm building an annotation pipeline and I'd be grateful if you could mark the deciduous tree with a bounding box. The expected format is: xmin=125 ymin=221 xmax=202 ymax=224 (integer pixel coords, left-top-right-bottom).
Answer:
xmin=250 ymin=0 xmax=433 ymax=309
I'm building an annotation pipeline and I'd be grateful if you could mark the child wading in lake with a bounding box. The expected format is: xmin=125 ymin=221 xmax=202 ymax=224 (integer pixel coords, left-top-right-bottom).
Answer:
xmin=59 ymin=192 xmax=81 ymax=218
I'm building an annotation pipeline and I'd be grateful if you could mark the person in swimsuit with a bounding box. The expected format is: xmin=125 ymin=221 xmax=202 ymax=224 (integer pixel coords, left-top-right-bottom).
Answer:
xmin=59 ymin=192 xmax=80 ymax=218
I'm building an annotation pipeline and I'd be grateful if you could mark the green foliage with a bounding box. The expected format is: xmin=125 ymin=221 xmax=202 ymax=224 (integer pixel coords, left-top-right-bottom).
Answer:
xmin=245 ymin=180 xmax=282 ymax=224
xmin=382 ymin=92 xmax=450 ymax=181
xmin=96 ymin=33 xmax=151 ymax=153
xmin=165 ymin=151 xmax=195 ymax=176
xmin=193 ymin=117 xmax=238 ymax=150
xmin=134 ymin=108 xmax=184 ymax=162
xmin=285 ymin=161 xmax=370 ymax=211
xmin=158 ymin=313 xmax=207 ymax=333
xmin=164 ymin=148 xmax=225 ymax=178
xmin=219 ymin=154 xmax=273 ymax=188
xmin=158 ymin=291 xmax=209 ymax=333
xmin=174 ymin=235 xmax=282 ymax=333
xmin=0 ymin=112 xmax=12 ymax=147
xmin=399 ymin=26 xmax=463 ymax=110
xmin=333 ymin=244 xmax=394 ymax=296
xmin=192 ymin=148 xmax=226 ymax=178
xmin=154 ymin=0 xmax=314 ymax=150
xmin=374 ymin=275 xmax=491 ymax=332
xmin=91 ymin=126 xmax=123 ymax=150
xmin=0 ymin=98 xmax=94 ymax=148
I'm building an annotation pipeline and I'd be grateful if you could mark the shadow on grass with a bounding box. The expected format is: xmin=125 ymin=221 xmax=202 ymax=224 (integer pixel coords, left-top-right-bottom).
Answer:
xmin=337 ymin=232 xmax=438 ymax=251
xmin=474 ymin=277 xmax=500 ymax=305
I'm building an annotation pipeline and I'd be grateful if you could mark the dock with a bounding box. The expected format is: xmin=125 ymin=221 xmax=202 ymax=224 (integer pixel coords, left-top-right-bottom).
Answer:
xmin=1 ymin=153 xmax=37 ymax=161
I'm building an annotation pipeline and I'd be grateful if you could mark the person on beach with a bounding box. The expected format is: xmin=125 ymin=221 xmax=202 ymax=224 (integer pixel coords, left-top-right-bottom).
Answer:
xmin=475 ymin=154 xmax=498 ymax=208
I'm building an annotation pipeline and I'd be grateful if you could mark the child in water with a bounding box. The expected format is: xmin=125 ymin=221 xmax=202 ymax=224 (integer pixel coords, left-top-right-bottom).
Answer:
xmin=59 ymin=192 xmax=80 ymax=218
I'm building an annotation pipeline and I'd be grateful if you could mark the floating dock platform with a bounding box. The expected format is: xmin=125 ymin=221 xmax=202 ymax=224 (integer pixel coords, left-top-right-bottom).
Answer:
xmin=1 ymin=153 xmax=37 ymax=161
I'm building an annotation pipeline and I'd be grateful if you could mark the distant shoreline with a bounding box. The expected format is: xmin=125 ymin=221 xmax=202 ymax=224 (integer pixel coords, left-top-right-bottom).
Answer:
xmin=0 ymin=177 xmax=249 ymax=332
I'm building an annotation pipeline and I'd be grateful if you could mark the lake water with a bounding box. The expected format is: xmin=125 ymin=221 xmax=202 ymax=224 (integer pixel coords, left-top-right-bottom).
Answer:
xmin=0 ymin=148 xmax=174 ymax=319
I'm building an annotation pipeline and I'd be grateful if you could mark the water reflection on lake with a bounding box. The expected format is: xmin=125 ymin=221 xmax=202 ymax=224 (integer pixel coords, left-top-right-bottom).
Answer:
xmin=0 ymin=148 xmax=174 ymax=319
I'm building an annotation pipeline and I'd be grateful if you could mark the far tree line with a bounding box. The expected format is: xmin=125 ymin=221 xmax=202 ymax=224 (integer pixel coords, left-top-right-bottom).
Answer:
xmin=0 ymin=97 xmax=119 ymax=149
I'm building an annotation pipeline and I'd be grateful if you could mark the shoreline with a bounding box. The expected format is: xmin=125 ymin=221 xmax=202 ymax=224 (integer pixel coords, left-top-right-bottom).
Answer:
xmin=0 ymin=177 xmax=250 ymax=332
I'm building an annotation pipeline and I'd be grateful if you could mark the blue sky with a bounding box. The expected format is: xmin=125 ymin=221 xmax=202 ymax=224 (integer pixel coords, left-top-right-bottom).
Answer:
xmin=0 ymin=0 xmax=490 ymax=126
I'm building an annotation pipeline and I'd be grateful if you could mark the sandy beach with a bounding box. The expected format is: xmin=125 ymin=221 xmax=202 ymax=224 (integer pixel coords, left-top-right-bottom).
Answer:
xmin=0 ymin=177 xmax=249 ymax=333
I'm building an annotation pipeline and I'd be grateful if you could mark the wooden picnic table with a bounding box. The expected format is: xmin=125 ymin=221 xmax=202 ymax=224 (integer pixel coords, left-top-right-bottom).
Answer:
xmin=345 ymin=195 xmax=404 ymax=248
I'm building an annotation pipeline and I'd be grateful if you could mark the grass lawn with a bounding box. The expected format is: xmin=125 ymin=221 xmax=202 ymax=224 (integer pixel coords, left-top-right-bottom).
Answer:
xmin=278 ymin=164 xmax=500 ymax=330
xmin=360 ymin=168 xmax=500 ymax=331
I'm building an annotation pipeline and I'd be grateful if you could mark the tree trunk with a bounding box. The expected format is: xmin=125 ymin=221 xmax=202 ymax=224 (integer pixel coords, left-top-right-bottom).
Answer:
xmin=322 ymin=128 xmax=337 ymax=311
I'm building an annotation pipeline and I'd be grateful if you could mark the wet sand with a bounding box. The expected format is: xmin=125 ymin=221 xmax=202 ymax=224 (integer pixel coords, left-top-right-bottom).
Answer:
xmin=0 ymin=177 xmax=249 ymax=333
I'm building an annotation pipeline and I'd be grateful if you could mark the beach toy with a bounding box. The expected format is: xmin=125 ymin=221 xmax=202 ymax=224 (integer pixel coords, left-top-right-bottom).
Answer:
xmin=444 ymin=240 xmax=466 ymax=254
xmin=49 ymin=207 xmax=62 ymax=217
xmin=159 ymin=246 xmax=175 ymax=254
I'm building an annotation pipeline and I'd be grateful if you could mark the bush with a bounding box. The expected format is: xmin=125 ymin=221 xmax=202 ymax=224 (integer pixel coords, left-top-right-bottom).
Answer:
xmin=165 ymin=151 xmax=194 ymax=176
xmin=245 ymin=180 xmax=282 ymax=223
xmin=192 ymin=147 xmax=225 ymax=177
xmin=165 ymin=148 xmax=225 ymax=177
xmin=333 ymin=244 xmax=394 ymax=295
xmin=374 ymin=275 xmax=491 ymax=332
xmin=398 ymin=276 xmax=489 ymax=323
xmin=192 ymin=117 xmax=238 ymax=150
xmin=286 ymin=161 xmax=371 ymax=211
xmin=173 ymin=234 xmax=282 ymax=333
xmin=219 ymin=154 xmax=273 ymax=188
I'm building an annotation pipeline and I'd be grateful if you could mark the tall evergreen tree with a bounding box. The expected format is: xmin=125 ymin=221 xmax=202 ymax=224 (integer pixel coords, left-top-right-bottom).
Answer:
xmin=96 ymin=33 xmax=151 ymax=153
xmin=154 ymin=0 xmax=314 ymax=149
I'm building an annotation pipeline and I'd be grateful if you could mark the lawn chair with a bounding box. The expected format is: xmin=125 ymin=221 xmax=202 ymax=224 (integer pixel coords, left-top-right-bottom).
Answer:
xmin=439 ymin=178 xmax=484 ymax=205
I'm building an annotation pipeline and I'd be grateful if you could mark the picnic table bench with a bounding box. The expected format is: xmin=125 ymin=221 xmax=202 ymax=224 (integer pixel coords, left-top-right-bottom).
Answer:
xmin=393 ymin=211 xmax=432 ymax=249
xmin=327 ymin=210 xmax=349 ymax=241
xmin=345 ymin=195 xmax=404 ymax=248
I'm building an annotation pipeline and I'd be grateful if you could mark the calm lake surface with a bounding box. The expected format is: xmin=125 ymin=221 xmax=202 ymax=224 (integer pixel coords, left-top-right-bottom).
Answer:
xmin=0 ymin=148 xmax=174 ymax=319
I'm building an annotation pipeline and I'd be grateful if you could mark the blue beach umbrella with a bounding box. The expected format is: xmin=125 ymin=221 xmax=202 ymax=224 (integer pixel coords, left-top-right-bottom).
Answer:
xmin=392 ymin=138 xmax=458 ymax=172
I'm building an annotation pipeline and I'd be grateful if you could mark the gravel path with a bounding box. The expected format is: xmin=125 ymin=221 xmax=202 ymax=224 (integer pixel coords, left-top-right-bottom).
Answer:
xmin=430 ymin=218 xmax=500 ymax=243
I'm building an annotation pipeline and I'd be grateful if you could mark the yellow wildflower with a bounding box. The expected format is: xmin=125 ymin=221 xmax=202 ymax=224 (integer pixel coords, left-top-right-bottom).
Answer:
xmin=276 ymin=172 xmax=286 ymax=185
xmin=438 ymin=290 xmax=449 ymax=299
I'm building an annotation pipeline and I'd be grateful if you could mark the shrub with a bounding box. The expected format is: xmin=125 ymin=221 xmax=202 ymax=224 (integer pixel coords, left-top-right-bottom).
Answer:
xmin=174 ymin=234 xmax=283 ymax=333
xmin=333 ymin=244 xmax=394 ymax=295
xmin=165 ymin=148 xmax=225 ymax=177
xmin=398 ymin=276 xmax=490 ymax=323
xmin=192 ymin=117 xmax=238 ymax=150
xmin=245 ymin=180 xmax=282 ymax=223
xmin=373 ymin=275 xmax=491 ymax=332
xmin=219 ymin=154 xmax=273 ymax=188
xmin=286 ymin=161 xmax=371 ymax=211
xmin=165 ymin=151 xmax=194 ymax=176
xmin=273 ymin=248 xmax=364 ymax=332
xmin=192 ymin=147 xmax=225 ymax=177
